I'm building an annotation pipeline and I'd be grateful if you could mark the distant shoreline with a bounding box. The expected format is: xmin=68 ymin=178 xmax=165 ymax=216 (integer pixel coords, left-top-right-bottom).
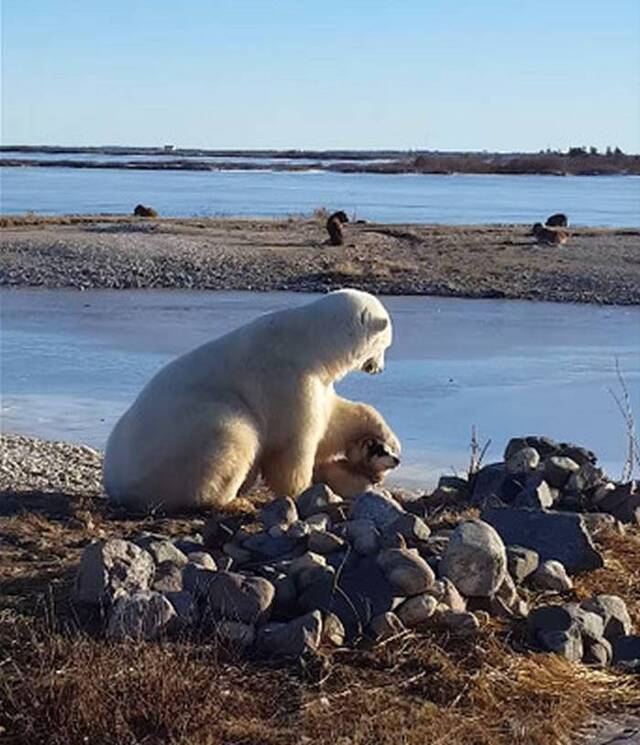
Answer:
xmin=1 ymin=215 xmax=638 ymax=305
xmin=1 ymin=146 xmax=639 ymax=176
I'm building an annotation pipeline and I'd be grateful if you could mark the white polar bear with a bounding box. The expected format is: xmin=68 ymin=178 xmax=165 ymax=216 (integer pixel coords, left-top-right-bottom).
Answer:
xmin=103 ymin=289 xmax=395 ymax=511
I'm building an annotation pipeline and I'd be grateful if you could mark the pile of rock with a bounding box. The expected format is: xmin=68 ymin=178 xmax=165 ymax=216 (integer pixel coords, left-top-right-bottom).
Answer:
xmin=73 ymin=436 xmax=639 ymax=670
xmin=528 ymin=596 xmax=637 ymax=669
xmin=460 ymin=435 xmax=639 ymax=524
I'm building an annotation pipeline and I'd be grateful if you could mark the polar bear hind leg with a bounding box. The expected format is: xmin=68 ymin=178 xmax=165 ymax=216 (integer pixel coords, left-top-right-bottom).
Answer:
xmin=193 ymin=414 xmax=262 ymax=508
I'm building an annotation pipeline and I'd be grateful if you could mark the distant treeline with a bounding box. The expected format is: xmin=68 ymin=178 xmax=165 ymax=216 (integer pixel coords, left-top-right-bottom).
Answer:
xmin=1 ymin=146 xmax=638 ymax=175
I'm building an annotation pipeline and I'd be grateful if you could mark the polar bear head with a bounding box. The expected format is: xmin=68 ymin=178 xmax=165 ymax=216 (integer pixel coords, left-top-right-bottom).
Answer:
xmin=305 ymin=289 xmax=392 ymax=381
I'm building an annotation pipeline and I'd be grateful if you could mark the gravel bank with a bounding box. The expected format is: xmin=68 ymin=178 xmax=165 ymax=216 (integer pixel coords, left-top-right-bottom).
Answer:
xmin=0 ymin=433 xmax=104 ymax=500
xmin=1 ymin=215 xmax=638 ymax=304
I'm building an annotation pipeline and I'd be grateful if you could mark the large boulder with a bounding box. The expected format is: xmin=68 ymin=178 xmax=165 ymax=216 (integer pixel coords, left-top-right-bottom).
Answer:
xmin=439 ymin=520 xmax=507 ymax=597
xmin=76 ymin=539 xmax=155 ymax=604
xmin=481 ymin=508 xmax=603 ymax=572
xmin=298 ymin=555 xmax=395 ymax=642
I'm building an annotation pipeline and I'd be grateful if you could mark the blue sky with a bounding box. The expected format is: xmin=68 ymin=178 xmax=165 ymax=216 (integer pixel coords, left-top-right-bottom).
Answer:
xmin=2 ymin=0 xmax=639 ymax=151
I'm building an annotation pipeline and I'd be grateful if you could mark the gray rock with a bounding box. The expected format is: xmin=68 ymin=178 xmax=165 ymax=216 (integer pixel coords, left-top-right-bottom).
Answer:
xmin=308 ymin=531 xmax=346 ymax=554
xmin=257 ymin=610 xmax=323 ymax=657
xmin=262 ymin=570 xmax=297 ymax=616
xmin=107 ymin=591 xmax=177 ymax=640
xmin=165 ymin=590 xmax=198 ymax=626
xmin=597 ymin=481 xmax=640 ymax=524
xmin=287 ymin=551 xmax=327 ymax=579
xmin=481 ymin=508 xmax=604 ymax=572
xmin=222 ymin=542 xmax=252 ymax=567
xmin=305 ymin=513 xmax=331 ymax=532
xmin=437 ymin=609 xmax=480 ymax=636
xmin=612 ymin=636 xmax=640 ymax=671
xmin=242 ymin=531 xmax=297 ymax=559
xmin=286 ymin=520 xmax=311 ymax=539
xmin=396 ymin=593 xmax=438 ymax=627
xmin=297 ymin=483 xmax=343 ymax=519
xmin=563 ymin=604 xmax=605 ymax=644
xmin=383 ymin=513 xmax=431 ymax=542
xmin=470 ymin=463 xmax=508 ymax=508
xmin=138 ymin=539 xmax=188 ymax=567
xmin=426 ymin=577 xmax=467 ymax=612
xmin=322 ymin=611 xmax=346 ymax=646
xmin=422 ymin=532 xmax=451 ymax=557
xmin=259 ymin=496 xmax=298 ymax=529
xmin=559 ymin=444 xmax=597 ymax=467
xmin=543 ymin=456 xmax=581 ymax=489
xmin=298 ymin=555 xmax=395 ymax=642
xmin=152 ymin=561 xmax=184 ymax=594
xmin=530 ymin=560 xmax=573 ymax=592
xmin=349 ymin=489 xmax=406 ymax=530
xmin=214 ymin=620 xmax=255 ymax=646
xmin=527 ymin=603 xmax=604 ymax=661
xmin=182 ymin=563 xmax=217 ymax=595
xmin=581 ymin=513 xmax=617 ymax=536
xmin=506 ymin=446 xmax=540 ymax=474
xmin=437 ymin=475 xmax=471 ymax=496
xmin=187 ymin=551 xmax=217 ymax=570
xmin=538 ymin=628 xmax=584 ymax=662
xmin=76 ymin=538 xmax=155 ymax=604
xmin=583 ymin=638 xmax=613 ymax=667
xmin=440 ymin=520 xmax=507 ymax=597
xmin=202 ymin=571 xmax=275 ymax=624
xmin=565 ymin=462 xmax=607 ymax=495
xmin=513 ymin=476 xmax=555 ymax=510
xmin=528 ymin=604 xmax=576 ymax=641
xmin=344 ymin=519 xmax=380 ymax=555
xmin=506 ymin=545 xmax=540 ymax=583
xmin=174 ymin=535 xmax=204 ymax=555
xmin=581 ymin=595 xmax=632 ymax=642
xmin=377 ymin=548 xmax=436 ymax=596
xmin=369 ymin=611 xmax=405 ymax=640
xmin=505 ymin=436 xmax=560 ymax=461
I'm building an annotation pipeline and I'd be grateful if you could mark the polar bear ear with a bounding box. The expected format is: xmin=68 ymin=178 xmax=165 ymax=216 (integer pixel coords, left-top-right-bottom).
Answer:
xmin=359 ymin=310 xmax=389 ymax=334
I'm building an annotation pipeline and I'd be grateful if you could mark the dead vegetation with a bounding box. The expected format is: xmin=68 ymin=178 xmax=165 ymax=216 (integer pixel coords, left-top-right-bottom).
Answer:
xmin=1 ymin=479 xmax=639 ymax=745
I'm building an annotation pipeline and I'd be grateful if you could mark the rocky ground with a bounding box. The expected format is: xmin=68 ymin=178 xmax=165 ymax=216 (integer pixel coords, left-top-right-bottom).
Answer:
xmin=1 ymin=215 xmax=639 ymax=304
xmin=1 ymin=432 xmax=639 ymax=745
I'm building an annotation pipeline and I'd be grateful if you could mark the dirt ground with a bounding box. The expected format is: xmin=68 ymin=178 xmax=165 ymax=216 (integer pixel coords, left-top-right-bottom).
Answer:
xmin=1 ymin=215 xmax=638 ymax=304
xmin=1 ymin=434 xmax=639 ymax=745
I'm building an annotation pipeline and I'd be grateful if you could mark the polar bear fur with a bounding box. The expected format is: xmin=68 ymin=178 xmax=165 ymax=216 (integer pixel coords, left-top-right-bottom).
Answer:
xmin=103 ymin=289 xmax=393 ymax=511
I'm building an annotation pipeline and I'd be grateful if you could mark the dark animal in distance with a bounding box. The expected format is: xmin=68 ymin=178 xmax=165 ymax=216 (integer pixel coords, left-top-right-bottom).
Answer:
xmin=532 ymin=222 xmax=569 ymax=246
xmin=326 ymin=210 xmax=349 ymax=246
xmin=545 ymin=213 xmax=568 ymax=227
xmin=133 ymin=204 xmax=159 ymax=218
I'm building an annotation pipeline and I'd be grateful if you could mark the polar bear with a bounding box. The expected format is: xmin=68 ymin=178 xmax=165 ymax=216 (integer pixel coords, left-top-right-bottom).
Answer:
xmin=103 ymin=289 xmax=394 ymax=511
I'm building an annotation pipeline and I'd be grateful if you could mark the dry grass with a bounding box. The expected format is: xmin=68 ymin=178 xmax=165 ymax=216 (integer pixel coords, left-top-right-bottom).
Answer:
xmin=1 ymin=486 xmax=639 ymax=745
